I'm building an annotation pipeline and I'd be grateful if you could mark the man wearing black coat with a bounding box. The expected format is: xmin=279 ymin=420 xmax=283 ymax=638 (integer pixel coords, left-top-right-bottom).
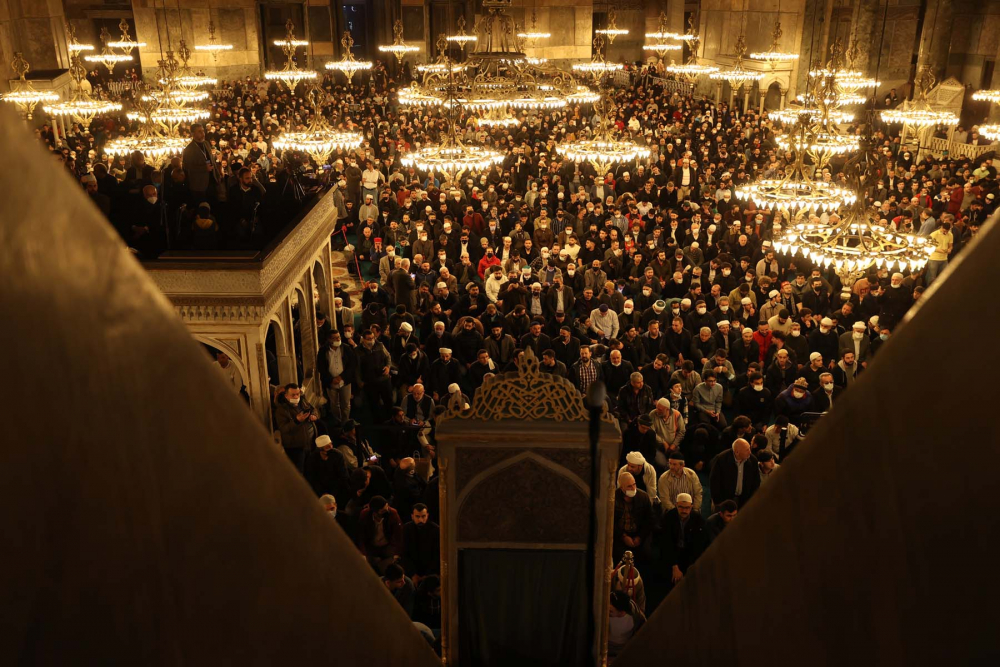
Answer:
xmin=708 ymin=438 xmax=761 ymax=509
xmin=620 ymin=413 xmax=658 ymax=467
xmin=660 ymin=493 xmax=709 ymax=589
xmin=318 ymin=330 xmax=358 ymax=424
xmin=304 ymin=435 xmax=351 ymax=504
xmin=613 ymin=472 xmax=655 ymax=564
xmin=400 ymin=503 xmax=440 ymax=584
xmin=357 ymin=330 xmax=394 ymax=413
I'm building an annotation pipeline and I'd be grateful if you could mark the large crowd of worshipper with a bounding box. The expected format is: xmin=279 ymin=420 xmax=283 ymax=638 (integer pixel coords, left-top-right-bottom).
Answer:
xmin=42 ymin=56 xmax=996 ymax=648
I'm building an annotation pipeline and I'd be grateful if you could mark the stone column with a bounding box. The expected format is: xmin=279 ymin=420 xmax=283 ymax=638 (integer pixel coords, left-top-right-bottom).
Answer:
xmin=780 ymin=87 xmax=788 ymax=109
xmin=277 ymin=296 xmax=298 ymax=386
xmin=1 ymin=0 xmax=68 ymax=73
xmin=795 ymin=0 xmax=835 ymax=98
xmin=851 ymin=0 xmax=882 ymax=75
xmin=668 ymin=0 xmax=684 ymax=35
xmin=715 ymin=81 xmax=723 ymax=104
xmin=298 ymin=270 xmax=321 ymax=403
xmin=743 ymin=89 xmax=750 ymax=114
xmin=246 ymin=326 xmax=273 ymax=428
xmin=914 ymin=0 xmax=953 ymax=84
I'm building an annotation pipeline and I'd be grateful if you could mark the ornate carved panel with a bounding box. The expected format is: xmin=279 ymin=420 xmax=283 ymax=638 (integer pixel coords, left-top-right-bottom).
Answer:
xmin=457 ymin=458 xmax=588 ymax=543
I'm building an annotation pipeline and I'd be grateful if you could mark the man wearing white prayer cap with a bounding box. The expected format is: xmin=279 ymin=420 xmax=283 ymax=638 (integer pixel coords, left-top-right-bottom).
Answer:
xmin=619 ymin=451 xmax=657 ymax=498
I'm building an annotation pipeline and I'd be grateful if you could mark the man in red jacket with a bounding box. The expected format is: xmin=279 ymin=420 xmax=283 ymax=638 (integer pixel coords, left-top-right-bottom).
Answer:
xmin=357 ymin=495 xmax=403 ymax=574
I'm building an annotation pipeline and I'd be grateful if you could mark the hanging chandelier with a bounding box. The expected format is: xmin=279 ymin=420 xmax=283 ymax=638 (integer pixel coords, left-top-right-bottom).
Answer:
xmin=573 ymin=36 xmax=623 ymax=75
xmin=595 ymin=7 xmax=629 ymax=44
xmin=446 ymin=16 xmax=478 ymax=49
xmin=773 ymin=143 xmax=934 ymax=285
xmin=85 ymin=27 xmax=134 ymax=73
xmin=108 ymin=18 xmax=145 ymax=52
xmin=0 ymin=52 xmax=59 ymax=120
xmin=272 ymin=100 xmax=364 ymax=165
xmin=558 ymin=41 xmax=650 ymax=175
xmin=476 ymin=106 xmax=520 ymax=128
xmin=168 ymin=40 xmax=218 ymax=89
xmin=517 ymin=0 xmax=550 ymax=42
xmin=45 ymin=27 xmax=122 ymax=125
xmin=749 ymin=6 xmax=799 ymax=70
xmin=978 ymin=124 xmax=1000 ymax=140
xmin=666 ymin=18 xmax=718 ymax=79
xmin=644 ymin=13 xmax=683 ymax=57
xmin=710 ymin=34 xmax=764 ymax=89
xmin=326 ymin=30 xmax=373 ymax=81
xmin=195 ymin=1 xmax=234 ymax=60
xmin=273 ymin=21 xmax=363 ymax=166
xmin=770 ymin=106 xmax=855 ymax=125
xmin=265 ymin=20 xmax=318 ymax=88
xmin=378 ymin=19 xmax=420 ymax=63
xmin=881 ymin=66 xmax=958 ymax=127
xmin=107 ymin=85 xmax=186 ymax=168
xmin=972 ymin=89 xmax=1000 ymax=103
xmin=399 ymin=9 xmax=593 ymax=119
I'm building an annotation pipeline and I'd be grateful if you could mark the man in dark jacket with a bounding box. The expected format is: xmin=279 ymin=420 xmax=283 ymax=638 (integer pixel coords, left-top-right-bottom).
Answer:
xmin=661 ymin=492 xmax=708 ymax=589
xmin=304 ymin=434 xmax=351 ymax=504
xmin=357 ymin=495 xmax=404 ymax=574
xmin=876 ymin=272 xmax=914 ymax=329
xmin=735 ymin=372 xmax=773 ymax=428
xmin=392 ymin=457 xmax=428 ymax=519
xmin=708 ymin=438 xmax=761 ymax=509
xmin=613 ymin=471 xmax=655 ymax=565
xmin=274 ymin=383 xmax=320 ymax=472
xmin=357 ymin=329 xmax=394 ymax=413
xmin=400 ymin=503 xmax=440 ymax=584
xmin=318 ymin=330 xmax=358 ymax=424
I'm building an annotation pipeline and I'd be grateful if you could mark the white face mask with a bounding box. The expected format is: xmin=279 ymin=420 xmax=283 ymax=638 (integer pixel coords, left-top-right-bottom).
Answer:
xmin=288 ymin=397 xmax=300 ymax=405
xmin=719 ymin=305 xmax=728 ymax=312
xmin=853 ymin=332 xmax=864 ymax=340
xmin=624 ymin=306 xmax=633 ymax=314
xmin=146 ymin=196 xmax=158 ymax=205
xmin=624 ymin=489 xmax=637 ymax=498
xmin=791 ymin=330 xmax=801 ymax=337
xmin=328 ymin=508 xmax=337 ymax=518
xmin=792 ymin=390 xmax=805 ymax=399
xmin=823 ymin=382 xmax=834 ymax=391
xmin=332 ymin=341 xmax=342 ymax=348
xmin=820 ymin=326 xmax=831 ymax=333
xmin=643 ymin=289 xmax=652 ymax=296
xmin=696 ymin=307 xmax=706 ymax=315
xmin=723 ymin=269 xmax=731 ymax=276
xmin=753 ymin=384 xmax=763 ymax=392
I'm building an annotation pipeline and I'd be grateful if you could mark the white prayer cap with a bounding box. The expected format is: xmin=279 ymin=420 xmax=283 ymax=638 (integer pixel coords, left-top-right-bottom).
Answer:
xmin=717 ymin=320 xmax=730 ymax=327
xmin=676 ymin=492 xmax=693 ymax=504
xmin=436 ymin=282 xmax=447 ymax=289
xmin=809 ymin=352 xmax=822 ymax=361
xmin=741 ymin=297 xmax=751 ymax=305
xmin=853 ymin=321 xmax=866 ymax=330
xmin=820 ymin=317 xmax=834 ymax=327
xmin=315 ymin=435 xmax=332 ymax=448
xmin=626 ymin=451 xmax=646 ymax=465
xmin=448 ymin=383 xmax=461 ymax=394
xmin=656 ymin=397 xmax=671 ymax=408
xmin=400 ymin=322 xmax=413 ymax=333
xmin=439 ymin=347 xmax=453 ymax=355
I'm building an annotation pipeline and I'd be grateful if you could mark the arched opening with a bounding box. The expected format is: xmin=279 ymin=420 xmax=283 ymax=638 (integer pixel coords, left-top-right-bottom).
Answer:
xmin=313 ymin=260 xmax=330 ymax=317
xmin=764 ymin=81 xmax=782 ymax=111
xmin=265 ymin=319 xmax=283 ymax=386
xmin=290 ymin=287 xmax=307 ymax=385
xmin=196 ymin=338 xmax=249 ymax=402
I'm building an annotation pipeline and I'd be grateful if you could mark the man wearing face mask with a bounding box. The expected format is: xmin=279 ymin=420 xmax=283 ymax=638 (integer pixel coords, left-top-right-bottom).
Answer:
xmin=613 ymin=471 xmax=655 ymax=564
xmin=318 ymin=330 xmax=357 ymax=424
xmin=275 ymin=383 xmax=320 ymax=473
xmin=808 ymin=317 xmax=839 ymax=371
xmin=305 ymin=435 xmax=351 ymax=504
xmin=811 ymin=371 xmax=842 ymax=412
